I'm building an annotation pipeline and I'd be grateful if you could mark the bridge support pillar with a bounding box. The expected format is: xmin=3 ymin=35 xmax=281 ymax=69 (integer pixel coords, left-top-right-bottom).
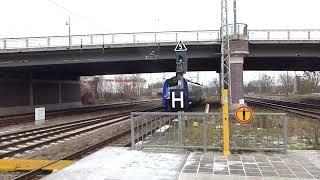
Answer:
xmin=228 ymin=36 xmax=249 ymax=106
xmin=230 ymin=56 xmax=244 ymax=104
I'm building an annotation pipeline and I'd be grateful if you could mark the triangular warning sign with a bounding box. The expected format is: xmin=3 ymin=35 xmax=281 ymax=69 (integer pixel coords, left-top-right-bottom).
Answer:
xmin=174 ymin=41 xmax=187 ymax=52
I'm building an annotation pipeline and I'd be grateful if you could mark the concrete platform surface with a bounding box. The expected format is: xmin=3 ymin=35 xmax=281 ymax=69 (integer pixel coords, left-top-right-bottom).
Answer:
xmin=43 ymin=148 xmax=320 ymax=180
xmin=43 ymin=147 xmax=188 ymax=180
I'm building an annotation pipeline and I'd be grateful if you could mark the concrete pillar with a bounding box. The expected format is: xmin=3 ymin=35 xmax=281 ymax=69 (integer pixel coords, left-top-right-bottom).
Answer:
xmin=230 ymin=56 xmax=244 ymax=104
xmin=29 ymin=74 xmax=33 ymax=106
xmin=228 ymin=37 xmax=249 ymax=106
xmin=30 ymin=82 xmax=33 ymax=106
xmin=58 ymin=81 xmax=62 ymax=104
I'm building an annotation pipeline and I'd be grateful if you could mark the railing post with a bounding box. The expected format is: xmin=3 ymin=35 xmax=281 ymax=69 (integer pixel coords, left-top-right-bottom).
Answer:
xmin=26 ymin=38 xmax=29 ymax=48
xmin=133 ymin=34 xmax=136 ymax=43
xmin=47 ymin=37 xmax=50 ymax=47
xmin=68 ymin=36 xmax=72 ymax=47
xmin=283 ymin=115 xmax=288 ymax=154
xmin=111 ymin=34 xmax=115 ymax=44
xmin=203 ymin=115 xmax=207 ymax=152
xmin=131 ymin=113 xmax=135 ymax=149
xmin=308 ymin=31 xmax=311 ymax=40
xmin=3 ymin=40 xmax=7 ymax=49
xmin=267 ymin=31 xmax=270 ymax=40
xmin=287 ymin=30 xmax=290 ymax=40
xmin=178 ymin=112 xmax=183 ymax=146
xmin=154 ymin=33 xmax=157 ymax=42
xmin=196 ymin=32 xmax=199 ymax=41
xmin=175 ymin=33 xmax=178 ymax=42
xmin=90 ymin=35 xmax=93 ymax=45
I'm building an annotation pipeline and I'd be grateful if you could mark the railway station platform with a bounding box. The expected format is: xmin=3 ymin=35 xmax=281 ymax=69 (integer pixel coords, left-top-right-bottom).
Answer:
xmin=44 ymin=147 xmax=320 ymax=180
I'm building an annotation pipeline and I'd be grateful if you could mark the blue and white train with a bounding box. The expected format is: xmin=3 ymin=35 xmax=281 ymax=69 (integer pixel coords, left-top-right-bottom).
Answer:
xmin=162 ymin=76 xmax=204 ymax=111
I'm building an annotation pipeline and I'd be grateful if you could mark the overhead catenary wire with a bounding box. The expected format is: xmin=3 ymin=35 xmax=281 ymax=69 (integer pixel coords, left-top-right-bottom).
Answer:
xmin=47 ymin=0 xmax=101 ymax=31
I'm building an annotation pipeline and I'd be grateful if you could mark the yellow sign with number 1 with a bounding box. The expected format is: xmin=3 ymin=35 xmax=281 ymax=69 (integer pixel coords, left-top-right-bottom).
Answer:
xmin=235 ymin=106 xmax=254 ymax=124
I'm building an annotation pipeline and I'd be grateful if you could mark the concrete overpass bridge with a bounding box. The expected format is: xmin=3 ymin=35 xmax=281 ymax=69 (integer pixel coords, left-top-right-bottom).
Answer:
xmin=0 ymin=29 xmax=320 ymax=115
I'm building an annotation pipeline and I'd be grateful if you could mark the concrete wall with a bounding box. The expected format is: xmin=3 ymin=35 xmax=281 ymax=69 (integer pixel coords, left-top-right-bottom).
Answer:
xmin=33 ymin=82 xmax=60 ymax=105
xmin=0 ymin=78 xmax=82 ymax=116
xmin=0 ymin=80 xmax=30 ymax=107
xmin=61 ymin=83 xmax=81 ymax=103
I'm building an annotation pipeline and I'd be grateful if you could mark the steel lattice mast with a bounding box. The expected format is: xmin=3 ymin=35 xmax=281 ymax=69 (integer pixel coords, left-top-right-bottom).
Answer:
xmin=220 ymin=0 xmax=232 ymax=103
xmin=220 ymin=0 xmax=232 ymax=156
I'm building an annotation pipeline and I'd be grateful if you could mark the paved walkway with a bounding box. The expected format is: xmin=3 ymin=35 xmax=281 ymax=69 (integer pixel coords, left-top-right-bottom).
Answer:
xmin=180 ymin=151 xmax=320 ymax=179
xmin=43 ymin=147 xmax=320 ymax=180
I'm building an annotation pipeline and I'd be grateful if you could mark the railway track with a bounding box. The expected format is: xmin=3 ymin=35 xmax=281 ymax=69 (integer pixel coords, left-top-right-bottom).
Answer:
xmin=246 ymin=97 xmax=320 ymax=119
xmin=0 ymin=99 xmax=159 ymax=127
xmin=246 ymin=97 xmax=320 ymax=109
xmin=13 ymin=112 xmax=164 ymax=180
xmin=0 ymin=105 xmax=161 ymax=159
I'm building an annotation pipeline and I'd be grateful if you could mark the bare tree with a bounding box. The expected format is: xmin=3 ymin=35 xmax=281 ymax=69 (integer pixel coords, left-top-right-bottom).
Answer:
xmin=278 ymin=72 xmax=294 ymax=95
xmin=208 ymin=78 xmax=220 ymax=95
xmin=130 ymin=74 xmax=146 ymax=96
xmin=258 ymin=74 xmax=273 ymax=93
xmin=90 ymin=76 xmax=105 ymax=101
xmin=114 ymin=75 xmax=127 ymax=94
xmin=80 ymin=76 xmax=105 ymax=104
xmin=297 ymin=71 xmax=320 ymax=93
xmin=244 ymin=74 xmax=274 ymax=94
xmin=303 ymin=71 xmax=320 ymax=92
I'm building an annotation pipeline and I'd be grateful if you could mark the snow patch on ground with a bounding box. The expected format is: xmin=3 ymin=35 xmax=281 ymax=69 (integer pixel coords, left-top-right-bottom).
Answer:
xmin=43 ymin=147 xmax=186 ymax=180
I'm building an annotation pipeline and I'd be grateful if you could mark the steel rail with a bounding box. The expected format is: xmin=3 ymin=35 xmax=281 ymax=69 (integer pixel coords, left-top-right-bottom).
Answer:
xmin=0 ymin=106 xmax=161 ymax=158
xmin=246 ymin=97 xmax=320 ymax=109
xmin=0 ymin=115 xmax=130 ymax=149
xmin=246 ymin=99 xmax=320 ymax=119
xmin=0 ymin=109 xmax=135 ymax=139
xmin=0 ymin=99 xmax=158 ymax=127
xmin=13 ymin=115 xmax=165 ymax=180
xmin=0 ymin=110 xmax=134 ymax=141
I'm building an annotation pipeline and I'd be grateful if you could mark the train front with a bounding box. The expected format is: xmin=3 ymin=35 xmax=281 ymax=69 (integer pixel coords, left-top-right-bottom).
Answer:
xmin=162 ymin=77 xmax=190 ymax=112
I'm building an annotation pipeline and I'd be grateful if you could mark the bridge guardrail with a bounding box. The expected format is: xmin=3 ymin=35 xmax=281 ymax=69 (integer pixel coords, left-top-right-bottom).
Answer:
xmin=248 ymin=29 xmax=320 ymax=40
xmin=1 ymin=29 xmax=320 ymax=50
xmin=0 ymin=30 xmax=220 ymax=50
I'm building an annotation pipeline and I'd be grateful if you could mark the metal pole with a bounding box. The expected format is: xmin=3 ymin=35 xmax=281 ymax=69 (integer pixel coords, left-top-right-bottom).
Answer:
xmin=233 ymin=0 xmax=237 ymax=34
xmin=283 ymin=115 xmax=288 ymax=154
xmin=197 ymin=72 xmax=200 ymax=83
xmin=68 ymin=17 xmax=71 ymax=47
xmin=221 ymin=0 xmax=231 ymax=156
xmin=131 ymin=113 xmax=135 ymax=149
xmin=178 ymin=112 xmax=183 ymax=146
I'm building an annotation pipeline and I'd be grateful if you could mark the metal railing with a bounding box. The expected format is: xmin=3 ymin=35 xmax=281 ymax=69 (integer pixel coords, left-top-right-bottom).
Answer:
xmin=1 ymin=29 xmax=320 ymax=50
xmin=131 ymin=112 xmax=288 ymax=154
xmin=248 ymin=29 xmax=320 ymax=40
xmin=0 ymin=30 xmax=220 ymax=50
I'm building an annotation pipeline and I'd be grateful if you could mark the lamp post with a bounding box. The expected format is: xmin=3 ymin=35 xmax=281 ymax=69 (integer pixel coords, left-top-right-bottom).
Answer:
xmin=66 ymin=17 xmax=71 ymax=46
xmin=233 ymin=0 xmax=237 ymax=34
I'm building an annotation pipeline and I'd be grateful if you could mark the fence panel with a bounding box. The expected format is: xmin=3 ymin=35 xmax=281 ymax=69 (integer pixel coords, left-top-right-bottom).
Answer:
xmin=131 ymin=112 xmax=287 ymax=153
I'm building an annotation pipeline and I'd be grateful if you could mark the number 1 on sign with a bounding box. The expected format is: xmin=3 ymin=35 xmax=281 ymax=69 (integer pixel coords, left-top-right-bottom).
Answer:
xmin=242 ymin=109 xmax=246 ymax=121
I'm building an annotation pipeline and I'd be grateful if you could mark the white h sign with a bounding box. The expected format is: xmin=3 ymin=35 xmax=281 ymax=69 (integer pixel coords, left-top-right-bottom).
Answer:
xmin=171 ymin=91 xmax=184 ymax=108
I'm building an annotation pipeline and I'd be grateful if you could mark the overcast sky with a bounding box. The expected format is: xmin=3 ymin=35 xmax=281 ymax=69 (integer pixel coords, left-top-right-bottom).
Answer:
xmin=1 ymin=0 xmax=318 ymax=84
